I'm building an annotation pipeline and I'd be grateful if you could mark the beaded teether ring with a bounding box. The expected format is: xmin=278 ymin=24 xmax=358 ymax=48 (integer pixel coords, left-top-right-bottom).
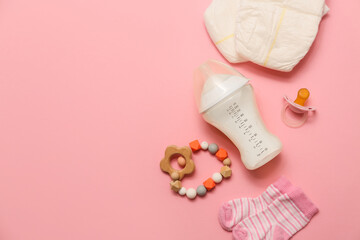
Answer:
xmin=160 ymin=140 xmax=232 ymax=200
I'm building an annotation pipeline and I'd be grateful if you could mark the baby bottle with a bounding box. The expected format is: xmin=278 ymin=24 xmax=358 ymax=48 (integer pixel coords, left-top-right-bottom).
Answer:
xmin=194 ymin=60 xmax=282 ymax=170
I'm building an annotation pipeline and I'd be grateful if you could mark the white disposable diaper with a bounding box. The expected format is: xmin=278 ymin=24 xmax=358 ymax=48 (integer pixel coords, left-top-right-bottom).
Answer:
xmin=234 ymin=0 xmax=327 ymax=72
xmin=204 ymin=0 xmax=329 ymax=68
xmin=204 ymin=0 xmax=247 ymax=63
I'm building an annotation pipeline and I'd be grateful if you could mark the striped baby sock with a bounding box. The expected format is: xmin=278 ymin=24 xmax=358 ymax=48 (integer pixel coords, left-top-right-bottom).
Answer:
xmin=232 ymin=183 xmax=318 ymax=240
xmin=218 ymin=177 xmax=295 ymax=231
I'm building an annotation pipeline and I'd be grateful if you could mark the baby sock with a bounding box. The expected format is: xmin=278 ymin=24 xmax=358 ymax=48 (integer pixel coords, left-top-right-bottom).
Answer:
xmin=218 ymin=177 xmax=295 ymax=231
xmin=232 ymin=185 xmax=318 ymax=240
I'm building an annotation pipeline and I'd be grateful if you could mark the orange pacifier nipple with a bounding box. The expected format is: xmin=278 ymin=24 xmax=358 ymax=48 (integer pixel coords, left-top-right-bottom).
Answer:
xmin=282 ymin=88 xmax=316 ymax=128
xmin=294 ymin=88 xmax=310 ymax=107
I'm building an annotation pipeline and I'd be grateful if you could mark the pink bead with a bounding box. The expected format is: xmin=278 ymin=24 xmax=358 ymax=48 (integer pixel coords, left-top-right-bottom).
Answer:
xmin=177 ymin=156 xmax=186 ymax=167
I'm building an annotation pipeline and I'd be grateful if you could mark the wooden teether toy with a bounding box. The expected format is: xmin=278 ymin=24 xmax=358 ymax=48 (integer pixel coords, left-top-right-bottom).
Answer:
xmin=160 ymin=140 xmax=232 ymax=200
xmin=160 ymin=145 xmax=195 ymax=181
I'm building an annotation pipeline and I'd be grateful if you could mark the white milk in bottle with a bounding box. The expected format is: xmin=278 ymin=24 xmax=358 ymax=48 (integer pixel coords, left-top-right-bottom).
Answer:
xmin=194 ymin=60 xmax=282 ymax=170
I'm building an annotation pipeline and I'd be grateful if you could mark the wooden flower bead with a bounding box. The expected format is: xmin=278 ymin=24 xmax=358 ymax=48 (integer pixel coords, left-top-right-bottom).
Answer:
xmin=160 ymin=145 xmax=195 ymax=180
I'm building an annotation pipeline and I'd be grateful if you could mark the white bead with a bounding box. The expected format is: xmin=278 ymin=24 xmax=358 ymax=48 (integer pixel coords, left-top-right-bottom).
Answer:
xmin=178 ymin=187 xmax=187 ymax=196
xmin=186 ymin=188 xmax=197 ymax=199
xmin=212 ymin=172 xmax=223 ymax=183
xmin=201 ymin=141 xmax=209 ymax=150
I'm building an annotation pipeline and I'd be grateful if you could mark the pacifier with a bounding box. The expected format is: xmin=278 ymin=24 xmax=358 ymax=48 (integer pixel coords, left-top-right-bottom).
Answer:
xmin=281 ymin=88 xmax=316 ymax=128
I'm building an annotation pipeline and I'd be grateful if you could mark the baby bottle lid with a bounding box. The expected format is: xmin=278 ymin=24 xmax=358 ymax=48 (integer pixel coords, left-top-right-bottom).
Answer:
xmin=194 ymin=60 xmax=249 ymax=113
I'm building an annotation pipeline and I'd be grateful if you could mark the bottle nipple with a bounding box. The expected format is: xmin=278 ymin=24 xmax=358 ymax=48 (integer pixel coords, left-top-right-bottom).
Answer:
xmin=294 ymin=88 xmax=310 ymax=106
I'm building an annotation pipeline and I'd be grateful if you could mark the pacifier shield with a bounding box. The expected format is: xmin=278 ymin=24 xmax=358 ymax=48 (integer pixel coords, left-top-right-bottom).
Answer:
xmin=282 ymin=88 xmax=316 ymax=128
xmin=281 ymin=103 xmax=309 ymax=128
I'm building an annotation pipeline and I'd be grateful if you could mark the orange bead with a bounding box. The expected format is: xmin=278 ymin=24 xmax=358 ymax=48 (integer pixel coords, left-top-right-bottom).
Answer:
xmin=203 ymin=178 xmax=216 ymax=190
xmin=215 ymin=148 xmax=228 ymax=161
xmin=189 ymin=140 xmax=201 ymax=152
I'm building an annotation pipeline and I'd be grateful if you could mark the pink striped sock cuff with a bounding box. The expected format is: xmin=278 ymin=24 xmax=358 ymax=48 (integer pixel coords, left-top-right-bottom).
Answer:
xmin=273 ymin=176 xmax=318 ymax=219
xmin=273 ymin=176 xmax=298 ymax=194
xmin=287 ymin=187 xmax=319 ymax=220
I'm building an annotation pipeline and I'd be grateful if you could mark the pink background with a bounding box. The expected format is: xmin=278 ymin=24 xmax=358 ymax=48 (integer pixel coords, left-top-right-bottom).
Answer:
xmin=0 ymin=0 xmax=359 ymax=239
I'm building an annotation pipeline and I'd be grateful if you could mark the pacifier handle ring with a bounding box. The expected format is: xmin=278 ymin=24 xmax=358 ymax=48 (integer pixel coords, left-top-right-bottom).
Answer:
xmin=281 ymin=104 xmax=308 ymax=128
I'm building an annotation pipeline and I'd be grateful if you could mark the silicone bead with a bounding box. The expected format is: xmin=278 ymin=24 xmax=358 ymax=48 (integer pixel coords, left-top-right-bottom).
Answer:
xmin=203 ymin=178 xmax=216 ymax=190
xmin=178 ymin=187 xmax=187 ymax=196
xmin=186 ymin=188 xmax=197 ymax=199
xmin=215 ymin=148 xmax=228 ymax=161
xmin=189 ymin=140 xmax=201 ymax=152
xmin=177 ymin=156 xmax=186 ymax=167
xmin=201 ymin=141 xmax=209 ymax=150
xmin=212 ymin=172 xmax=223 ymax=183
xmin=196 ymin=185 xmax=207 ymax=196
xmin=208 ymin=143 xmax=219 ymax=155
